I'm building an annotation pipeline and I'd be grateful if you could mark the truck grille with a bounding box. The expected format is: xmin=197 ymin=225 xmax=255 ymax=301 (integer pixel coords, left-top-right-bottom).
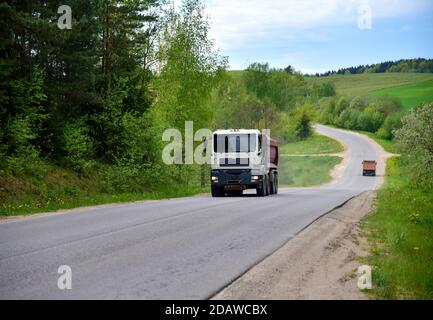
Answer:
xmin=219 ymin=158 xmax=249 ymax=167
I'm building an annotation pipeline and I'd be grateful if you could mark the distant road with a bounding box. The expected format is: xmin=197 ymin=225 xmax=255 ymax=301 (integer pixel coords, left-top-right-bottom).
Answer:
xmin=0 ymin=125 xmax=383 ymax=299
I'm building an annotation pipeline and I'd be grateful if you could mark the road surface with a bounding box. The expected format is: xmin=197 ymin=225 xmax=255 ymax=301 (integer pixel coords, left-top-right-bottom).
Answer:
xmin=0 ymin=125 xmax=382 ymax=299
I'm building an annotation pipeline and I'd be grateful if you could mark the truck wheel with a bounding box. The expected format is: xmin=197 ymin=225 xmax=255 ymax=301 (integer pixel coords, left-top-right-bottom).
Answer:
xmin=256 ymin=180 xmax=265 ymax=197
xmin=270 ymin=173 xmax=277 ymax=195
xmin=211 ymin=186 xmax=224 ymax=197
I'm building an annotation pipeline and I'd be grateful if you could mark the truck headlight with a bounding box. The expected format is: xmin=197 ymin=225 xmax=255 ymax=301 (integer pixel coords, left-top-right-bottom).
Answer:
xmin=251 ymin=175 xmax=259 ymax=182
xmin=211 ymin=176 xmax=218 ymax=183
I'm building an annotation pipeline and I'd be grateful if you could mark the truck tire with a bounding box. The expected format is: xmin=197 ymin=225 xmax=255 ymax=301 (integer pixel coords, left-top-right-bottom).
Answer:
xmin=211 ymin=186 xmax=224 ymax=197
xmin=264 ymin=175 xmax=270 ymax=196
xmin=256 ymin=185 xmax=265 ymax=197
xmin=270 ymin=172 xmax=278 ymax=195
xmin=256 ymin=179 xmax=265 ymax=197
xmin=269 ymin=173 xmax=277 ymax=195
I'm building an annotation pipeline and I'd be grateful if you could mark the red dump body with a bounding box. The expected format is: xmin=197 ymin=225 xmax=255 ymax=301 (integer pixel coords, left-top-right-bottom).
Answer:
xmin=362 ymin=160 xmax=377 ymax=176
xmin=260 ymin=133 xmax=279 ymax=168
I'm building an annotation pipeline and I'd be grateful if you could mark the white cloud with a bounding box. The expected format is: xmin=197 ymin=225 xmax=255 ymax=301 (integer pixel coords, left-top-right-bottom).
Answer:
xmin=204 ymin=0 xmax=432 ymax=50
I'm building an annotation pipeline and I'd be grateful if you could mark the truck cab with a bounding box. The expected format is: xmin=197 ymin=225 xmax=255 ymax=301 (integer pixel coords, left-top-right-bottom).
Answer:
xmin=210 ymin=129 xmax=279 ymax=197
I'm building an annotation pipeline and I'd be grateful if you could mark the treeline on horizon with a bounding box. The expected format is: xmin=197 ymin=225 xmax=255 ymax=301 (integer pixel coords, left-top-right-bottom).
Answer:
xmin=313 ymin=58 xmax=433 ymax=77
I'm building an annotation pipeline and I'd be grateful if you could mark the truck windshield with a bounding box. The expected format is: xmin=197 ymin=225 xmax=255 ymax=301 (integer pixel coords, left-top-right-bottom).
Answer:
xmin=213 ymin=134 xmax=256 ymax=153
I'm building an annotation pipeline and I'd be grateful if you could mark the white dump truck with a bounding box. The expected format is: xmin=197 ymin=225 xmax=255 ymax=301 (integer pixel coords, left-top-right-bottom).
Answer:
xmin=210 ymin=129 xmax=279 ymax=197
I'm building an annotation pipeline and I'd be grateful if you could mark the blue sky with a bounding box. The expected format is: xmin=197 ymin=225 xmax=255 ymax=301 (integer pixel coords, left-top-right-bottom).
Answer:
xmin=201 ymin=0 xmax=433 ymax=73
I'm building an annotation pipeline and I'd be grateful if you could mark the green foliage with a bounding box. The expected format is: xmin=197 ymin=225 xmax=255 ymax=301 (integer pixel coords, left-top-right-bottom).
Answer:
xmin=243 ymin=63 xmax=307 ymax=111
xmin=293 ymin=104 xmax=314 ymax=140
xmin=319 ymin=95 xmax=403 ymax=139
xmin=364 ymin=157 xmax=433 ymax=299
xmin=63 ymin=119 xmax=96 ymax=172
xmin=1 ymin=0 xmax=226 ymax=212
xmin=316 ymin=58 xmax=433 ymax=76
xmin=309 ymin=81 xmax=336 ymax=99
xmin=394 ymin=104 xmax=433 ymax=188
xmin=376 ymin=113 xmax=403 ymax=140
xmin=356 ymin=106 xmax=383 ymax=132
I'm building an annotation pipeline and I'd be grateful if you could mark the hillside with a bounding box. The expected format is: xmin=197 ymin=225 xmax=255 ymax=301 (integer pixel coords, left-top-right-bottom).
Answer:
xmin=372 ymin=79 xmax=433 ymax=110
xmin=306 ymin=72 xmax=433 ymax=95
xmin=307 ymin=73 xmax=433 ymax=108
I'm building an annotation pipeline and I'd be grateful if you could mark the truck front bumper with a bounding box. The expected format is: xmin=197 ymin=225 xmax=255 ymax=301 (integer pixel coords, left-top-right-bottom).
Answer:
xmin=211 ymin=169 xmax=262 ymax=189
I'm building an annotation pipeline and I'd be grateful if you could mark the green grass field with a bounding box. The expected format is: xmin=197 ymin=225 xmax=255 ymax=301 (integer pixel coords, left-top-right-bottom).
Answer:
xmin=307 ymin=72 xmax=433 ymax=97
xmin=372 ymin=79 xmax=433 ymax=110
xmin=362 ymin=157 xmax=433 ymax=299
xmin=279 ymin=156 xmax=341 ymax=187
xmin=280 ymin=133 xmax=344 ymax=155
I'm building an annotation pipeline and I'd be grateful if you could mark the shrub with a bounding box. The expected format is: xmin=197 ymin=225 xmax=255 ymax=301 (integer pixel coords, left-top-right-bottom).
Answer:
xmin=336 ymin=108 xmax=361 ymax=130
xmin=63 ymin=119 xmax=96 ymax=173
xmin=376 ymin=113 xmax=403 ymax=140
xmin=349 ymin=96 xmax=367 ymax=110
xmin=394 ymin=103 xmax=433 ymax=187
xmin=357 ymin=106 xmax=384 ymax=132
xmin=319 ymin=81 xmax=336 ymax=97
xmin=293 ymin=104 xmax=315 ymax=140
xmin=373 ymin=96 xmax=403 ymax=116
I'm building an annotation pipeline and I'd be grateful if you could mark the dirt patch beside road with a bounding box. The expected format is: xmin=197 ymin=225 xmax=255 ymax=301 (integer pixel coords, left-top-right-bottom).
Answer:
xmin=213 ymin=191 xmax=376 ymax=300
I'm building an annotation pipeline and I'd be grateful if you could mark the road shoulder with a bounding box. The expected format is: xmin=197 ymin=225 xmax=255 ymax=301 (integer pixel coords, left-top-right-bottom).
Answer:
xmin=212 ymin=191 xmax=375 ymax=300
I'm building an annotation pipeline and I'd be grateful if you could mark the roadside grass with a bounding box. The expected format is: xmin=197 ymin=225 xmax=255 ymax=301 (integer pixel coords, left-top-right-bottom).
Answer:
xmin=280 ymin=133 xmax=344 ymax=155
xmin=306 ymin=73 xmax=433 ymax=97
xmin=372 ymin=79 xmax=433 ymax=111
xmin=279 ymin=156 xmax=342 ymax=187
xmin=362 ymin=157 xmax=433 ymax=299
xmin=0 ymin=164 xmax=207 ymax=217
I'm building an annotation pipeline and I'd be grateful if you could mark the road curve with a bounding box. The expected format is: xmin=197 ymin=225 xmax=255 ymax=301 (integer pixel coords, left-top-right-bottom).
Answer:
xmin=0 ymin=125 xmax=383 ymax=299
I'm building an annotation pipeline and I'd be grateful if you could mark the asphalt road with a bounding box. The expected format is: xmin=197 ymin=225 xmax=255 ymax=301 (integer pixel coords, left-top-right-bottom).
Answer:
xmin=0 ymin=125 xmax=382 ymax=299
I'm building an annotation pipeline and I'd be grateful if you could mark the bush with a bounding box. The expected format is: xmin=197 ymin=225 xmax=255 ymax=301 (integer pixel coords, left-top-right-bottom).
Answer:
xmin=349 ymin=96 xmax=367 ymax=110
xmin=293 ymin=104 xmax=315 ymax=140
xmin=376 ymin=113 xmax=403 ymax=140
xmin=394 ymin=103 xmax=433 ymax=187
xmin=373 ymin=96 xmax=402 ymax=116
xmin=5 ymin=147 xmax=46 ymax=179
xmin=318 ymin=98 xmax=337 ymax=125
xmin=336 ymin=108 xmax=361 ymax=129
xmin=356 ymin=106 xmax=384 ymax=132
xmin=63 ymin=119 xmax=96 ymax=173
xmin=319 ymin=81 xmax=336 ymax=97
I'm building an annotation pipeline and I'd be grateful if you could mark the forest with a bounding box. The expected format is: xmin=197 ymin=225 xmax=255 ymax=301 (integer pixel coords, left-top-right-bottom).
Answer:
xmin=315 ymin=58 xmax=433 ymax=77
xmin=0 ymin=0 xmax=326 ymax=212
